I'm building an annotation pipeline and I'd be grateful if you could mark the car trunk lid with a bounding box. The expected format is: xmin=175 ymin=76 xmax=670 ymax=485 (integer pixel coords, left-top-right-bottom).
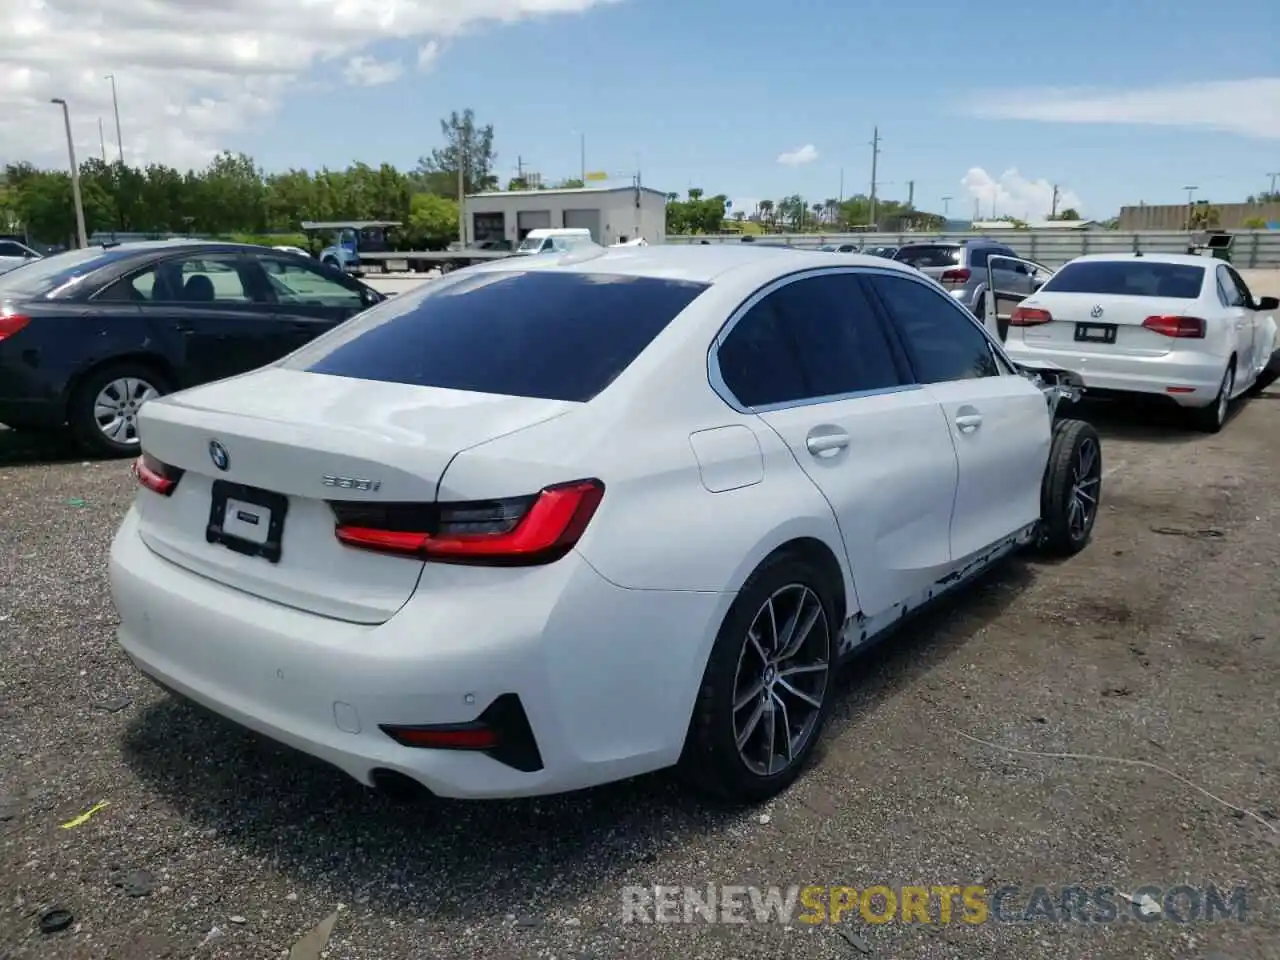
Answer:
xmin=132 ymin=368 xmax=575 ymax=623
xmin=1010 ymin=293 xmax=1199 ymax=357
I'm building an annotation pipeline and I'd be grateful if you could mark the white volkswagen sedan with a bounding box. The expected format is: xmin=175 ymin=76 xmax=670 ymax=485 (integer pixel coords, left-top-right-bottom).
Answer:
xmin=1001 ymin=252 xmax=1279 ymax=432
xmin=109 ymin=245 xmax=1100 ymax=803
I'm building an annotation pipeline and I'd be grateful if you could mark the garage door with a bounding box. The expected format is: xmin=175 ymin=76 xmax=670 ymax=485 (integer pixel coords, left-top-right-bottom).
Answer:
xmin=516 ymin=210 xmax=551 ymax=240
xmin=563 ymin=209 xmax=602 ymax=243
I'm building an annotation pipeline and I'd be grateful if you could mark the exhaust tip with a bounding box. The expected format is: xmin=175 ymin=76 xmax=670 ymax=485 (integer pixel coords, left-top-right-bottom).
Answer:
xmin=369 ymin=768 xmax=432 ymax=803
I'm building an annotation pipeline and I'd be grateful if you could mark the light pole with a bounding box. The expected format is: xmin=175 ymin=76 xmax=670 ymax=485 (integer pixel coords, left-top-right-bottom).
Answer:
xmin=105 ymin=74 xmax=124 ymax=165
xmin=1183 ymin=185 xmax=1198 ymax=230
xmin=941 ymin=195 xmax=953 ymax=217
xmin=51 ymin=98 xmax=89 ymax=249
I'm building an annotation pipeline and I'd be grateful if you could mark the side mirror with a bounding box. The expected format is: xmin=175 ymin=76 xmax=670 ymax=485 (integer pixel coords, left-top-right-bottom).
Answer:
xmin=1256 ymin=296 xmax=1279 ymax=312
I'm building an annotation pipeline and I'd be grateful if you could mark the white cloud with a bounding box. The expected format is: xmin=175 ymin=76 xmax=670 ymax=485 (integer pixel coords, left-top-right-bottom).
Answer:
xmin=0 ymin=0 xmax=623 ymax=171
xmin=777 ymin=144 xmax=818 ymax=166
xmin=965 ymin=77 xmax=1280 ymax=140
xmin=417 ymin=40 xmax=442 ymax=71
xmin=343 ymin=56 xmax=403 ymax=87
xmin=960 ymin=167 xmax=1084 ymax=220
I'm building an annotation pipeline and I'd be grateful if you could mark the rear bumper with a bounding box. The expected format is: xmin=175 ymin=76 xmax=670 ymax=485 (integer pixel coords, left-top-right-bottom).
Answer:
xmin=1003 ymin=340 xmax=1223 ymax=408
xmin=109 ymin=507 xmax=729 ymax=799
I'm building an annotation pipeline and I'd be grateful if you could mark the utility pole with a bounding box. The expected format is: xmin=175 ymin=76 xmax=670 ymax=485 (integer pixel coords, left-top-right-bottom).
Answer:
xmin=580 ymin=132 xmax=586 ymax=183
xmin=973 ymin=197 xmax=980 ymax=223
xmin=1050 ymin=184 xmax=1060 ymax=218
xmin=105 ymin=73 xmax=124 ymax=165
xmin=457 ymin=130 xmax=467 ymax=247
xmin=98 ymin=118 xmax=107 ymax=163
xmin=1183 ymin=185 xmax=1198 ymax=230
xmin=868 ymin=126 xmax=880 ymax=228
xmin=941 ymin=195 xmax=952 ymax=217
xmin=838 ymin=167 xmax=843 ymax=204
xmin=1268 ymin=172 xmax=1279 ymax=196
xmin=906 ymin=180 xmax=914 ymax=208
xmin=51 ymin=98 xmax=88 ymax=249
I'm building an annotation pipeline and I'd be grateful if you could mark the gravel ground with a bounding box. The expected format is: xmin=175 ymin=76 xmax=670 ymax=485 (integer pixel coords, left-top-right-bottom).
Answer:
xmin=2 ymin=389 xmax=1280 ymax=960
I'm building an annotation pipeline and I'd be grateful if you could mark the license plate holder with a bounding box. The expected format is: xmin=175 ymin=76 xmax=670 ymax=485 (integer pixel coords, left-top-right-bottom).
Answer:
xmin=1074 ymin=322 xmax=1117 ymax=344
xmin=207 ymin=480 xmax=288 ymax=563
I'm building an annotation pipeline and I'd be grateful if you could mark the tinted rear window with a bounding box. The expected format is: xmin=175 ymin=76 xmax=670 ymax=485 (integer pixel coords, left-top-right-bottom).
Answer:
xmin=286 ymin=270 xmax=709 ymax=402
xmin=893 ymin=245 xmax=961 ymax=268
xmin=0 ymin=247 xmax=140 ymax=298
xmin=1041 ymin=260 xmax=1205 ymax=299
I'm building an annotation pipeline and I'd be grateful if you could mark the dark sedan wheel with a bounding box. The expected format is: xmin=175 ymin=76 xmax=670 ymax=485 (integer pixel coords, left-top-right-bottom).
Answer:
xmin=69 ymin=362 xmax=173 ymax=458
xmin=679 ymin=551 xmax=839 ymax=803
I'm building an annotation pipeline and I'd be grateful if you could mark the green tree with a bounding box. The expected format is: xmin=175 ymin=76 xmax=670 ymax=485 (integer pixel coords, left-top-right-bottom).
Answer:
xmin=414 ymin=109 xmax=498 ymax=196
xmin=403 ymin=193 xmax=459 ymax=249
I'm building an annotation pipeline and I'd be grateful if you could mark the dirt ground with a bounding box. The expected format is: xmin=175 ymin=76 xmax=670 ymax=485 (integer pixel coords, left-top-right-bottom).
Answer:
xmin=1 ymin=382 xmax=1279 ymax=959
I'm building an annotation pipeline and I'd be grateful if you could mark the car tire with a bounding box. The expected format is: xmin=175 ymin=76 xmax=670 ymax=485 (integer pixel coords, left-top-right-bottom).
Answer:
xmin=1037 ymin=418 xmax=1102 ymax=557
xmin=1190 ymin=364 xmax=1233 ymax=433
xmin=68 ymin=362 xmax=174 ymax=458
xmin=678 ymin=551 xmax=840 ymax=804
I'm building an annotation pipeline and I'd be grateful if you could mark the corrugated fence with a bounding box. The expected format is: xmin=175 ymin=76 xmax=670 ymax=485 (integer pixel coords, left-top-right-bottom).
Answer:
xmin=665 ymin=230 xmax=1280 ymax=269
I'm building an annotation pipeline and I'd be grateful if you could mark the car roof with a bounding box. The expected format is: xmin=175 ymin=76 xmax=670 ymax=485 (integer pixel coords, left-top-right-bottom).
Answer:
xmin=1061 ymin=252 xmax=1213 ymax=267
xmin=91 ymin=239 xmax=271 ymax=255
xmin=465 ymin=243 xmax=926 ymax=285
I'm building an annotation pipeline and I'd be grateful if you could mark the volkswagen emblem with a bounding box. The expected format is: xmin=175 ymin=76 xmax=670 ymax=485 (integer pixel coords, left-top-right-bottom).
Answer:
xmin=1090 ymin=304 xmax=1105 ymax=319
xmin=208 ymin=440 xmax=230 ymax=471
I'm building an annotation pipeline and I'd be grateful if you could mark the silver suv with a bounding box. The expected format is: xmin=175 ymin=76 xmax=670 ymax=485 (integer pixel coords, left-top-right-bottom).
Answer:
xmin=892 ymin=239 xmax=1036 ymax=321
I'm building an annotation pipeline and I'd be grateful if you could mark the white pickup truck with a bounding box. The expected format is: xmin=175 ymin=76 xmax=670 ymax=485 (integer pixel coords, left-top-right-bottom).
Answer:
xmin=0 ymin=239 xmax=41 ymax=276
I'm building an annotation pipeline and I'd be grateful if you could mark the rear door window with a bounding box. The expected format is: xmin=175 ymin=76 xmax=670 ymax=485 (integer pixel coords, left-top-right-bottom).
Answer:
xmin=1040 ymin=260 xmax=1206 ymax=299
xmin=893 ymin=245 xmax=961 ymax=269
xmin=286 ymin=270 xmax=708 ymax=402
xmin=715 ymin=272 xmax=905 ymax=408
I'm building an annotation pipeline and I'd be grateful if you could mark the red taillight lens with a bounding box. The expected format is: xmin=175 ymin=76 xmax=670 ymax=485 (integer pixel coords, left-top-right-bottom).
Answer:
xmin=1010 ymin=307 xmax=1053 ymax=326
xmin=332 ymin=478 xmax=605 ymax=566
xmin=382 ymin=726 xmax=499 ymax=750
xmin=132 ymin=453 xmax=184 ymax=496
xmin=0 ymin=311 xmax=30 ymax=341
xmin=940 ymin=268 xmax=971 ymax=283
xmin=1142 ymin=315 xmax=1206 ymax=338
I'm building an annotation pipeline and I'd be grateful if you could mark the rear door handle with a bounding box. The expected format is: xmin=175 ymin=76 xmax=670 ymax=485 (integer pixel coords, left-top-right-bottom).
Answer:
xmin=955 ymin=413 xmax=983 ymax=432
xmin=806 ymin=430 xmax=849 ymax=457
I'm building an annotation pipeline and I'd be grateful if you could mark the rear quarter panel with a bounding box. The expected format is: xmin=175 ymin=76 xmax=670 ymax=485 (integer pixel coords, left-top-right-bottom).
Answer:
xmin=0 ymin=305 xmax=172 ymax=409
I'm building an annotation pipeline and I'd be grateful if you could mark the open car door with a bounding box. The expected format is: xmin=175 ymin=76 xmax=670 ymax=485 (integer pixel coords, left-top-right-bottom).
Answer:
xmin=983 ymin=255 xmax=1056 ymax=343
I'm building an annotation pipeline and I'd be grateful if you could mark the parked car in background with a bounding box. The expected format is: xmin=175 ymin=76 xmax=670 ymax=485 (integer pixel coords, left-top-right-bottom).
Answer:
xmin=0 ymin=241 xmax=384 ymax=455
xmin=0 ymin=238 xmax=42 ymax=275
xmin=819 ymin=243 xmax=859 ymax=253
xmin=893 ymin=239 xmax=1045 ymax=323
xmin=272 ymin=245 xmax=312 ymax=258
xmin=108 ymin=245 xmax=1099 ymax=805
xmin=863 ymin=245 xmax=898 ymax=258
xmin=1002 ymin=253 xmax=1279 ymax=432
xmin=513 ymin=228 xmax=596 ymax=256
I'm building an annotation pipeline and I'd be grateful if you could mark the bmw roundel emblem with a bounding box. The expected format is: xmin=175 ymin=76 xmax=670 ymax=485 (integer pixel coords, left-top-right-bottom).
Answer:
xmin=209 ymin=440 xmax=230 ymax=471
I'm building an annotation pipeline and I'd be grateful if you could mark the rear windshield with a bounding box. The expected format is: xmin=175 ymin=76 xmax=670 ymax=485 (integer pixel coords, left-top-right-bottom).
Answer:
xmin=0 ymin=247 xmax=136 ymax=298
xmin=1040 ymin=260 xmax=1206 ymax=299
xmin=893 ymin=245 xmax=961 ymax=268
xmin=286 ymin=270 xmax=710 ymax=402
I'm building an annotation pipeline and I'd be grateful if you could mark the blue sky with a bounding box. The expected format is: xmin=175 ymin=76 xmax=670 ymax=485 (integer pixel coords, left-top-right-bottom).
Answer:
xmin=231 ymin=0 xmax=1279 ymax=220
xmin=6 ymin=0 xmax=1278 ymax=221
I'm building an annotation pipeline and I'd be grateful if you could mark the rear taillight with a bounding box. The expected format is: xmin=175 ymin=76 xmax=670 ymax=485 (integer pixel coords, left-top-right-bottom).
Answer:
xmin=0 ymin=311 xmax=30 ymax=342
xmin=132 ymin=453 xmax=184 ymax=496
xmin=1142 ymin=315 xmax=1206 ymax=338
xmin=940 ymin=268 xmax=971 ymax=283
xmin=1010 ymin=307 xmax=1053 ymax=326
xmin=331 ymin=478 xmax=605 ymax=566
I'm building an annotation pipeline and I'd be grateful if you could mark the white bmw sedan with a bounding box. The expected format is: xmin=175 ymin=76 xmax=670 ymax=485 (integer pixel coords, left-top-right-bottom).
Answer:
xmin=1001 ymin=252 xmax=1279 ymax=432
xmin=109 ymin=245 xmax=1100 ymax=803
